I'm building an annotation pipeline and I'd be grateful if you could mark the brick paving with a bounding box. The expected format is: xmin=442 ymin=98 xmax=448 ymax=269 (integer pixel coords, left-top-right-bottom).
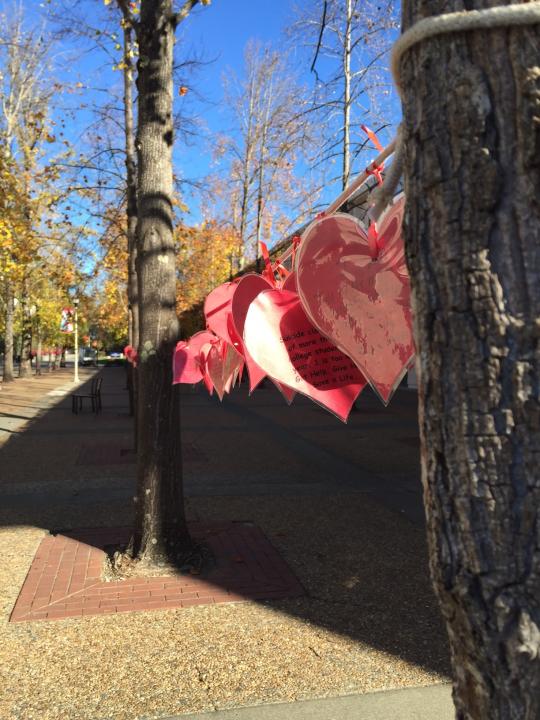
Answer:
xmin=10 ymin=522 xmax=305 ymax=622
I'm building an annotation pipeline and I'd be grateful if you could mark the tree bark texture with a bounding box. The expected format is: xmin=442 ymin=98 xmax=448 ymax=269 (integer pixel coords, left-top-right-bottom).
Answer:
xmin=131 ymin=0 xmax=191 ymax=565
xmin=3 ymin=280 xmax=15 ymax=382
xmin=400 ymin=1 xmax=540 ymax=717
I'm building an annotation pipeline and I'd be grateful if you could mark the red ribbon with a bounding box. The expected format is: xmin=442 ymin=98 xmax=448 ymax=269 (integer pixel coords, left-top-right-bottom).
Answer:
xmin=366 ymin=162 xmax=384 ymax=186
xmin=361 ymin=124 xmax=383 ymax=152
xmin=362 ymin=125 xmax=385 ymax=186
xmin=367 ymin=222 xmax=378 ymax=260
xmin=259 ymin=241 xmax=276 ymax=286
xmin=291 ymin=234 xmax=301 ymax=267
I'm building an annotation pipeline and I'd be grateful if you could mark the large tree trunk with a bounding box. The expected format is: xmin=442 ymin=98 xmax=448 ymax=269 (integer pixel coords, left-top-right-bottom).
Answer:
xmin=131 ymin=0 xmax=191 ymax=565
xmin=400 ymin=1 xmax=540 ymax=717
xmin=3 ymin=280 xmax=15 ymax=383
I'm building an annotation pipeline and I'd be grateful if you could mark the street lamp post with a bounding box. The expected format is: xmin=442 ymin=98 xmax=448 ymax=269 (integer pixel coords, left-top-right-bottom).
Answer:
xmin=73 ymin=298 xmax=80 ymax=383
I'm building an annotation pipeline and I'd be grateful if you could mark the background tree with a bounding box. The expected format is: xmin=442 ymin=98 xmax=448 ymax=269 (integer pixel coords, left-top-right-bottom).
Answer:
xmin=400 ymin=1 xmax=540 ymax=717
xmin=0 ymin=4 xmax=71 ymax=380
xmin=92 ymin=203 xmax=130 ymax=349
xmin=176 ymin=220 xmax=238 ymax=336
xmin=111 ymin=0 xmax=209 ymax=569
xmin=212 ymin=41 xmax=321 ymax=267
xmin=292 ymin=0 xmax=398 ymax=190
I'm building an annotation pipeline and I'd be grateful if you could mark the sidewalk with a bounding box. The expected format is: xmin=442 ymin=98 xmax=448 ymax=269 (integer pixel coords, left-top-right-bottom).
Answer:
xmin=174 ymin=684 xmax=454 ymax=720
xmin=0 ymin=368 xmax=451 ymax=720
xmin=0 ymin=367 xmax=95 ymax=445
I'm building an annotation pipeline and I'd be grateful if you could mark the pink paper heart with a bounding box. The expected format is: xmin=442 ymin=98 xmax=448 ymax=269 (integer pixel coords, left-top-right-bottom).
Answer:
xmin=281 ymin=272 xmax=297 ymax=293
xmin=244 ymin=289 xmax=366 ymax=422
xmin=124 ymin=345 xmax=139 ymax=367
xmin=222 ymin=343 xmax=244 ymax=395
xmin=296 ymin=197 xmax=414 ymax=405
xmin=204 ymin=282 xmax=241 ymax=351
xmin=230 ymin=273 xmax=296 ymax=404
xmin=206 ymin=343 xmax=226 ymax=400
xmin=199 ymin=337 xmax=243 ymax=401
xmin=230 ymin=273 xmax=273 ymax=392
xmin=172 ymin=331 xmax=216 ymax=385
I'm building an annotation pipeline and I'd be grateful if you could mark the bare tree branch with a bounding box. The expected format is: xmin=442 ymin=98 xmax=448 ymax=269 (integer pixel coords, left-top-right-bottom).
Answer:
xmin=310 ymin=0 xmax=327 ymax=84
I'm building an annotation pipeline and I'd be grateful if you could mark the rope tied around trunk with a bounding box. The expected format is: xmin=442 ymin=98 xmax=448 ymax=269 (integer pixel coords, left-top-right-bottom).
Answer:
xmin=370 ymin=2 xmax=540 ymax=221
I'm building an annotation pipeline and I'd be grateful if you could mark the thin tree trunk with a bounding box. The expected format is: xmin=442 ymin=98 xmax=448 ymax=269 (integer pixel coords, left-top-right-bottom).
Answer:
xmin=239 ymin=74 xmax=256 ymax=267
xmin=3 ymin=280 xmax=15 ymax=383
xmin=254 ymin=132 xmax=266 ymax=264
xmin=19 ymin=278 xmax=32 ymax=378
xmin=254 ymin=75 xmax=273 ymax=264
xmin=131 ymin=0 xmax=192 ymax=565
xmin=401 ymin=2 xmax=540 ymax=717
xmin=342 ymin=0 xmax=352 ymax=190
xmin=124 ymin=22 xmax=139 ymax=427
xmin=35 ymin=325 xmax=41 ymax=376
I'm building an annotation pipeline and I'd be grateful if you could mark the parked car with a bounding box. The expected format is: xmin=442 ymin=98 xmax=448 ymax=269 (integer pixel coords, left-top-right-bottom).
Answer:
xmin=80 ymin=347 xmax=97 ymax=366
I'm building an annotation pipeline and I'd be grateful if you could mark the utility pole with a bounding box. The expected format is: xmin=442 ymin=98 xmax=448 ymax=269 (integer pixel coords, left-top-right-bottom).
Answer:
xmin=73 ymin=298 xmax=79 ymax=383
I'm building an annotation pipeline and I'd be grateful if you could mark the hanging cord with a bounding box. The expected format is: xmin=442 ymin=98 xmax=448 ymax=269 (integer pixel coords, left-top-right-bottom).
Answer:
xmin=369 ymin=2 xmax=540 ymax=222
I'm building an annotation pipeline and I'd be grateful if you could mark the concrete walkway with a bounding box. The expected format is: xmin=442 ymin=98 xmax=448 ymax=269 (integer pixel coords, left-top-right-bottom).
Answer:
xmin=173 ymin=684 xmax=454 ymax=720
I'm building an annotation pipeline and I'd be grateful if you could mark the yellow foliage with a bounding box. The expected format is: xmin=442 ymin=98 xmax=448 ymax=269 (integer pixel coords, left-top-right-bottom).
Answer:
xmin=176 ymin=221 xmax=240 ymax=327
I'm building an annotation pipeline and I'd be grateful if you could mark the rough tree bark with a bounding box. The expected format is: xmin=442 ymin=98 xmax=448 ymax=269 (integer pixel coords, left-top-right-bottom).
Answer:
xmin=2 ymin=280 xmax=15 ymax=383
xmin=129 ymin=0 xmax=198 ymax=565
xmin=400 ymin=1 xmax=540 ymax=717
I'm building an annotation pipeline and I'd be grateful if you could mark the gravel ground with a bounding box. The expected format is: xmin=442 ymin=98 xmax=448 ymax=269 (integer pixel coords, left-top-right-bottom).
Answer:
xmin=0 ymin=372 xmax=450 ymax=720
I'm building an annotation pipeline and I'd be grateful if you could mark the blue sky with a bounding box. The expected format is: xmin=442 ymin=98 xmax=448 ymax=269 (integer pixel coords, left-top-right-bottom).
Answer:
xmin=172 ymin=0 xmax=302 ymax=208
xmin=19 ymin=0 xmax=401 ymax=237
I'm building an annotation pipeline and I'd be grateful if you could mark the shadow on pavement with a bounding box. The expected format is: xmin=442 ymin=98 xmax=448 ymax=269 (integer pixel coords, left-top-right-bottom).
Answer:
xmin=0 ymin=366 xmax=450 ymax=678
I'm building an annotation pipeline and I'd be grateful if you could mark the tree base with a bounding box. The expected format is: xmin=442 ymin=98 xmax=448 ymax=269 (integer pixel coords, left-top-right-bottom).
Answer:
xmin=103 ymin=538 xmax=215 ymax=581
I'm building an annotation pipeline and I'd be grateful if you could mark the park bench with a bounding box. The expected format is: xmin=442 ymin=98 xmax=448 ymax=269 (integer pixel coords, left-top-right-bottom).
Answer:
xmin=71 ymin=376 xmax=103 ymax=415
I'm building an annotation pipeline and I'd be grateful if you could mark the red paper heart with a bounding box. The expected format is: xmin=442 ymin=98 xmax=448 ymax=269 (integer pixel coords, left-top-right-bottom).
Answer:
xmin=296 ymin=197 xmax=414 ymax=404
xmin=243 ymin=289 xmax=366 ymax=422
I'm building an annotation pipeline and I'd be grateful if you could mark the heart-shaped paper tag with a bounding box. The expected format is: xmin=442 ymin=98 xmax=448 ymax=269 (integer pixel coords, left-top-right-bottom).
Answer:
xmin=281 ymin=272 xmax=297 ymax=293
xmin=296 ymin=197 xmax=414 ymax=404
xmin=243 ymin=289 xmax=366 ymax=422
xmin=231 ymin=274 xmax=296 ymax=404
xmin=230 ymin=273 xmax=272 ymax=391
xmin=173 ymin=330 xmax=216 ymax=385
xmin=205 ymin=338 xmax=243 ymax=401
xmin=204 ymin=282 xmax=241 ymax=351
xmin=124 ymin=345 xmax=139 ymax=367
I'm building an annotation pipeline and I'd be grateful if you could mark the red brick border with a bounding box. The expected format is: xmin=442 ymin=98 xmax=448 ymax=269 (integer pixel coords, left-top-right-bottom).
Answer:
xmin=10 ymin=523 xmax=304 ymax=622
